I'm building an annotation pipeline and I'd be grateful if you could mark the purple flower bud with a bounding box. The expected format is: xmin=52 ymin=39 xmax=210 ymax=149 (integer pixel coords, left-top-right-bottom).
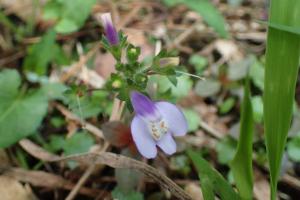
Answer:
xmin=101 ymin=13 xmax=119 ymax=46
xmin=130 ymin=91 xmax=188 ymax=159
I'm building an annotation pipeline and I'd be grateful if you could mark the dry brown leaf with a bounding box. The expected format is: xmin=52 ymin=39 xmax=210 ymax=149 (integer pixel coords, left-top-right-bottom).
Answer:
xmin=1 ymin=168 xmax=102 ymax=198
xmin=0 ymin=0 xmax=46 ymax=21
xmin=0 ymin=149 xmax=10 ymax=168
xmin=0 ymin=176 xmax=36 ymax=200
xmin=254 ymin=170 xmax=270 ymax=200
xmin=185 ymin=183 xmax=203 ymax=200
xmin=214 ymin=39 xmax=243 ymax=62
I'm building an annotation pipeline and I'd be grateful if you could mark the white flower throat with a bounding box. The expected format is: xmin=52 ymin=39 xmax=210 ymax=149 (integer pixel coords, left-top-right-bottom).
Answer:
xmin=148 ymin=118 xmax=168 ymax=141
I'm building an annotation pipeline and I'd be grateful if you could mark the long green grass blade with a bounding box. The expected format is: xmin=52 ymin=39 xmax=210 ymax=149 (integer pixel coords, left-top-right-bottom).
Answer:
xmin=230 ymin=80 xmax=254 ymax=200
xmin=188 ymin=150 xmax=240 ymax=200
xmin=264 ymin=0 xmax=300 ymax=199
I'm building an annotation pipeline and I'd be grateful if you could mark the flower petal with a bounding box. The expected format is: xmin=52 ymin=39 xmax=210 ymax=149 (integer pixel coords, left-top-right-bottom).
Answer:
xmin=130 ymin=91 xmax=160 ymax=121
xmin=131 ymin=116 xmax=157 ymax=158
xmin=157 ymin=132 xmax=176 ymax=155
xmin=155 ymin=101 xmax=188 ymax=136
xmin=100 ymin=13 xmax=119 ymax=45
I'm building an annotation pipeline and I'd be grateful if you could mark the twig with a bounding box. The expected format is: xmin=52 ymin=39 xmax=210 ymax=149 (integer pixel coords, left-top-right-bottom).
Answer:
xmin=54 ymin=103 xmax=104 ymax=139
xmin=0 ymin=167 xmax=104 ymax=198
xmin=59 ymin=43 xmax=100 ymax=82
xmin=19 ymin=139 xmax=192 ymax=200
xmin=64 ymin=98 xmax=124 ymax=200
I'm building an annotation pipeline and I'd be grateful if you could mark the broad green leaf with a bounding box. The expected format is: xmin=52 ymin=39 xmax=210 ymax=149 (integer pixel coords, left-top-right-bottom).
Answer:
xmin=0 ymin=69 xmax=48 ymax=148
xmin=43 ymin=0 xmax=62 ymax=20
xmin=187 ymin=149 xmax=240 ymax=200
xmin=55 ymin=18 xmax=78 ymax=33
xmin=183 ymin=109 xmax=201 ymax=132
xmin=287 ymin=134 xmax=300 ymax=162
xmin=112 ymin=187 xmax=144 ymax=200
xmin=195 ymin=78 xmax=221 ymax=97
xmin=264 ymin=0 xmax=300 ymax=198
xmin=230 ymin=81 xmax=254 ymax=200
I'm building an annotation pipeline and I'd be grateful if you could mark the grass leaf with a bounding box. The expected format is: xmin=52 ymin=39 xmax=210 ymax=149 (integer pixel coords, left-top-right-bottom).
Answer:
xmin=230 ymin=80 xmax=254 ymax=199
xmin=187 ymin=149 xmax=240 ymax=200
xmin=264 ymin=0 xmax=300 ymax=199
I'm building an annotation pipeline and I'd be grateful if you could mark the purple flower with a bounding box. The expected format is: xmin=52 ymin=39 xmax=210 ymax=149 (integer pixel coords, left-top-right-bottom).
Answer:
xmin=101 ymin=13 xmax=119 ymax=46
xmin=130 ymin=91 xmax=188 ymax=159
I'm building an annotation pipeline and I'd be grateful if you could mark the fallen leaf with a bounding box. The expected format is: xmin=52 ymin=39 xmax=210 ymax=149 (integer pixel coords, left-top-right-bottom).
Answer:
xmin=0 ymin=176 xmax=36 ymax=200
xmin=185 ymin=183 xmax=203 ymax=200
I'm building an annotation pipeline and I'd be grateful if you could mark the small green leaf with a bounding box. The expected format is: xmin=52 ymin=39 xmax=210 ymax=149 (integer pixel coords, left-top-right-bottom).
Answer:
xmin=195 ymin=78 xmax=221 ymax=97
xmin=115 ymin=148 xmax=143 ymax=193
xmin=0 ymin=69 xmax=48 ymax=148
xmin=153 ymin=75 xmax=193 ymax=99
xmin=112 ymin=187 xmax=144 ymax=200
xmin=287 ymin=134 xmax=300 ymax=162
xmin=49 ymin=135 xmax=66 ymax=152
xmin=183 ymin=109 xmax=201 ymax=132
xmin=251 ymin=96 xmax=263 ymax=123
xmin=228 ymin=56 xmax=254 ymax=81
xmin=219 ymin=98 xmax=235 ymax=114
xmin=188 ymin=149 xmax=240 ymax=200
xmin=216 ymin=136 xmax=237 ymax=164
xmin=230 ymin=80 xmax=254 ymax=200
xmin=189 ymin=55 xmax=208 ymax=75
xmin=63 ymin=132 xmax=94 ymax=168
xmin=170 ymin=154 xmax=191 ymax=175
xmin=249 ymin=59 xmax=264 ymax=91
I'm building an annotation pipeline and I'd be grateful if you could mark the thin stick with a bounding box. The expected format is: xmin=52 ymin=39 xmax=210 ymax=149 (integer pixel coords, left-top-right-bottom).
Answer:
xmin=176 ymin=70 xmax=206 ymax=81
xmin=64 ymin=98 xmax=123 ymax=200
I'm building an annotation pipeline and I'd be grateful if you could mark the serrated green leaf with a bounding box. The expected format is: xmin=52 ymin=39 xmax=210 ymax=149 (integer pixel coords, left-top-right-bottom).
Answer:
xmin=0 ymin=69 xmax=48 ymax=148
xmin=230 ymin=80 xmax=254 ymax=200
